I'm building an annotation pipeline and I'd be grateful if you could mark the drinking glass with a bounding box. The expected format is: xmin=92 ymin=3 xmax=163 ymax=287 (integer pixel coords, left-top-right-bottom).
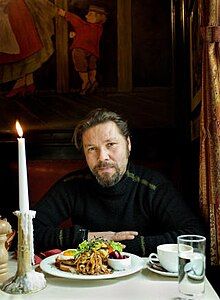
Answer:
xmin=178 ymin=235 xmax=206 ymax=297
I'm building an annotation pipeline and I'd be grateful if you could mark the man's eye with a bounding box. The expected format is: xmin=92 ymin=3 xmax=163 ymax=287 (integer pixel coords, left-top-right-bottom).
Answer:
xmin=107 ymin=143 xmax=115 ymax=148
xmin=88 ymin=147 xmax=95 ymax=152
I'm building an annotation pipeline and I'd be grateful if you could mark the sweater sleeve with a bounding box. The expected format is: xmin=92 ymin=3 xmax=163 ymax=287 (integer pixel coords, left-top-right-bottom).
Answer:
xmin=32 ymin=180 xmax=87 ymax=253
xmin=65 ymin=11 xmax=85 ymax=28
xmin=123 ymin=180 xmax=206 ymax=257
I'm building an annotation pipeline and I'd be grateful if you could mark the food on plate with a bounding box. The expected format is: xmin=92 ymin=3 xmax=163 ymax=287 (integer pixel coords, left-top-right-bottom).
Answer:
xmin=108 ymin=250 xmax=129 ymax=259
xmin=55 ymin=238 xmax=124 ymax=275
xmin=108 ymin=252 xmax=131 ymax=271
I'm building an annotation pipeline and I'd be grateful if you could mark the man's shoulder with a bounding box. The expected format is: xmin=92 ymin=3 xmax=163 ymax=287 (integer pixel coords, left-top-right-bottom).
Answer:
xmin=127 ymin=162 xmax=169 ymax=189
xmin=60 ymin=167 xmax=92 ymax=183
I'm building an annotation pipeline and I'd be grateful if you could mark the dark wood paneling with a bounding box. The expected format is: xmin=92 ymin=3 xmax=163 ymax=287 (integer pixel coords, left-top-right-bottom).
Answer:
xmin=0 ymin=88 xmax=175 ymax=136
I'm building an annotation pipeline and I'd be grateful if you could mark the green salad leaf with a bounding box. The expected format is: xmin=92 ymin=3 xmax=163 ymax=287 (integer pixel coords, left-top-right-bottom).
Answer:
xmin=109 ymin=240 xmax=123 ymax=252
xmin=74 ymin=238 xmax=124 ymax=255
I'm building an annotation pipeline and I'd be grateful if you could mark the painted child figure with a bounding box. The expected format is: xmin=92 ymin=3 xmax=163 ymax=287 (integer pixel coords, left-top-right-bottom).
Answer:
xmin=58 ymin=5 xmax=107 ymax=95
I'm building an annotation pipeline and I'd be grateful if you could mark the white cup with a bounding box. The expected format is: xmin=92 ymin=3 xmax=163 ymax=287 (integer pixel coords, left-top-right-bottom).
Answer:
xmin=149 ymin=243 xmax=192 ymax=273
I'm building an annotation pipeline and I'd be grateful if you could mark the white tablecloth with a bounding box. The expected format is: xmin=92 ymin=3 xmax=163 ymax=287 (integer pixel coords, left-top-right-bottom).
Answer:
xmin=0 ymin=257 xmax=219 ymax=300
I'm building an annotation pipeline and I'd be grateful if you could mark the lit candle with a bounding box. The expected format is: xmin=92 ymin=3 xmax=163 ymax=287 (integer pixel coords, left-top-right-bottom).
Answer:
xmin=16 ymin=121 xmax=29 ymax=212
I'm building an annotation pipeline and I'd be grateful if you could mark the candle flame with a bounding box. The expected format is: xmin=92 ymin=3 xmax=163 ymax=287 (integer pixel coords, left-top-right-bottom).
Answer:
xmin=16 ymin=121 xmax=23 ymax=137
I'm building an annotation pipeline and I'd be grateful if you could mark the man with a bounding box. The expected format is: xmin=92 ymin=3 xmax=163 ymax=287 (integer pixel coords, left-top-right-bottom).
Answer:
xmin=33 ymin=108 xmax=205 ymax=256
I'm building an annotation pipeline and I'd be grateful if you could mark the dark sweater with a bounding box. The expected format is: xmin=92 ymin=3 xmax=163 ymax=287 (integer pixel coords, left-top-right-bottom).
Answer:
xmin=33 ymin=162 xmax=205 ymax=256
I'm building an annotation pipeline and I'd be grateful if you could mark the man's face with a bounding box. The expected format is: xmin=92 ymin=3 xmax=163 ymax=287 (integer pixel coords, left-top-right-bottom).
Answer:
xmin=82 ymin=121 xmax=131 ymax=187
xmin=85 ymin=11 xmax=97 ymax=23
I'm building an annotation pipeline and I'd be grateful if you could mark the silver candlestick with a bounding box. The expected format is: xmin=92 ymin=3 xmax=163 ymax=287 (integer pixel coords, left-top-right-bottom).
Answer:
xmin=1 ymin=211 xmax=46 ymax=294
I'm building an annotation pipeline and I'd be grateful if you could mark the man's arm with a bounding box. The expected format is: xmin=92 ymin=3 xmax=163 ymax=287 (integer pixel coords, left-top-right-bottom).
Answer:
xmin=123 ymin=181 xmax=206 ymax=257
xmin=32 ymin=180 xmax=85 ymax=252
xmin=88 ymin=231 xmax=138 ymax=241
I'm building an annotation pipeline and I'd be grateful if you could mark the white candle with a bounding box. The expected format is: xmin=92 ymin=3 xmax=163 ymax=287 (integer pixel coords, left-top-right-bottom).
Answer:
xmin=16 ymin=121 xmax=29 ymax=212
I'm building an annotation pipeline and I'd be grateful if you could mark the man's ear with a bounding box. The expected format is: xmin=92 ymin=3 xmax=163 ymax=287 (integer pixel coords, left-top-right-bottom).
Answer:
xmin=127 ymin=137 xmax=131 ymax=152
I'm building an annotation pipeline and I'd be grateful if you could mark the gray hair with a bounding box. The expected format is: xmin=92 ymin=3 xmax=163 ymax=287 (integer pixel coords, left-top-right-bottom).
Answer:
xmin=73 ymin=108 xmax=130 ymax=150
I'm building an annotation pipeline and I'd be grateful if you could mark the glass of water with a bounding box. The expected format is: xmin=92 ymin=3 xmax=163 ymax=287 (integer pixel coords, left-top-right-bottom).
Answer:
xmin=178 ymin=235 xmax=206 ymax=297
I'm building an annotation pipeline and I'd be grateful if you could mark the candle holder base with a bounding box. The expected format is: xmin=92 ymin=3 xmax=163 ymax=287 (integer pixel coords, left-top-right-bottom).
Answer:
xmin=1 ymin=270 xmax=46 ymax=294
xmin=1 ymin=210 xmax=46 ymax=294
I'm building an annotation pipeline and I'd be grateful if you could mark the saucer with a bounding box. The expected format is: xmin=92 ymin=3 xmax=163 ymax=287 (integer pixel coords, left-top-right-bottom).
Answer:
xmin=146 ymin=260 xmax=178 ymax=277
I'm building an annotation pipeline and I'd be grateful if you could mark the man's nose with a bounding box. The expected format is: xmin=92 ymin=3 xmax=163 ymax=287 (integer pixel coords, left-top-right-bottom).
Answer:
xmin=98 ymin=148 xmax=109 ymax=161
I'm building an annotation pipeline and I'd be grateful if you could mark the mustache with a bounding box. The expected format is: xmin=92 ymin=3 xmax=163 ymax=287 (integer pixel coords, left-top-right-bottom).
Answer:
xmin=94 ymin=162 xmax=116 ymax=170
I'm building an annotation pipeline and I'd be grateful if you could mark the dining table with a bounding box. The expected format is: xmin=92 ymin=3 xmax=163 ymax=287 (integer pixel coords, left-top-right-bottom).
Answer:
xmin=0 ymin=254 xmax=219 ymax=300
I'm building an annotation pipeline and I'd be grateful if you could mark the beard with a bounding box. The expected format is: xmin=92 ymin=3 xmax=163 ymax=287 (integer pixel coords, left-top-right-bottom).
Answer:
xmin=91 ymin=161 xmax=125 ymax=187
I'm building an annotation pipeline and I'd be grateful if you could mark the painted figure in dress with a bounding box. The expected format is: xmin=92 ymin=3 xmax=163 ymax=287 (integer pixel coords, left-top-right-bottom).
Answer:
xmin=0 ymin=0 xmax=56 ymax=97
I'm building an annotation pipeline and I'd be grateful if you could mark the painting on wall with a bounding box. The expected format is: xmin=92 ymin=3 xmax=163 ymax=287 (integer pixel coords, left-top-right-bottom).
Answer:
xmin=0 ymin=0 xmax=57 ymax=96
xmin=0 ymin=0 xmax=175 ymax=136
xmin=0 ymin=0 xmax=115 ymax=96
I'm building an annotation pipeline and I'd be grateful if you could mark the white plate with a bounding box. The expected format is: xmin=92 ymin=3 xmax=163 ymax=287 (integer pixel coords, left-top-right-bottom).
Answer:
xmin=40 ymin=252 xmax=144 ymax=280
xmin=145 ymin=260 xmax=178 ymax=277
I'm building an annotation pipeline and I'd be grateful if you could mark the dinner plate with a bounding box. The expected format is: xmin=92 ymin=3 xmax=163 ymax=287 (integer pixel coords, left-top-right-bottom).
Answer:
xmin=40 ymin=252 xmax=144 ymax=280
xmin=145 ymin=260 xmax=178 ymax=277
